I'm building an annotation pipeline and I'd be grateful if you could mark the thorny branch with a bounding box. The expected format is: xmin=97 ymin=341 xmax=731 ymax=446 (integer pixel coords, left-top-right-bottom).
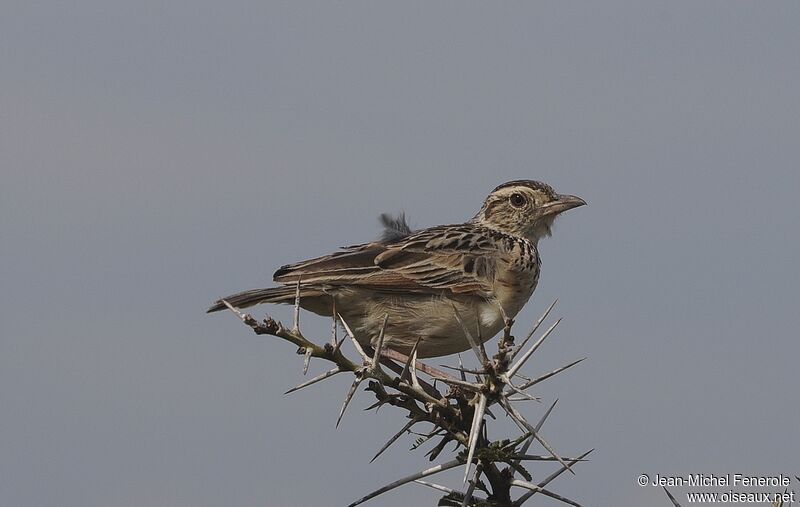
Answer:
xmin=220 ymin=298 xmax=590 ymax=506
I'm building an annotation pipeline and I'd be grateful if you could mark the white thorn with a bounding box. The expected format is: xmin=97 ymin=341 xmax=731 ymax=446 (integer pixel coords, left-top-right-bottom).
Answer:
xmin=461 ymin=465 xmax=481 ymax=507
xmin=302 ymin=347 xmax=312 ymax=375
xmin=330 ymin=298 xmax=338 ymax=347
xmin=518 ymin=358 xmax=587 ymax=390
xmin=500 ymin=396 xmax=573 ymax=475
xmin=511 ymin=299 xmax=557 ymax=360
xmin=429 ymin=375 xmax=483 ymax=392
xmin=221 ymin=299 xmax=247 ymax=321
xmin=284 ymin=367 xmax=342 ymax=395
xmin=663 ymin=486 xmax=682 ymax=507
xmin=511 ymin=399 xmax=558 ymax=476
xmin=456 ymin=353 xmax=467 ymax=381
xmin=347 ymin=459 xmax=463 ymax=507
xmin=292 ymin=278 xmax=301 ymax=332
xmin=511 ymin=449 xmax=593 ymax=506
xmin=463 ymin=393 xmax=487 ymax=483
xmin=339 ymin=313 xmax=370 ymax=362
xmin=336 ymin=377 xmax=361 ymax=428
xmin=410 ymin=346 xmax=420 ymax=389
xmin=370 ymin=314 xmax=389 ymax=372
xmin=503 ymin=381 xmax=539 ymax=401
xmin=535 ymin=399 xmax=558 ymax=432
xmin=506 ymin=318 xmax=562 ymax=379
xmin=414 ymin=480 xmax=457 ymax=495
xmin=370 ymin=418 xmax=417 ymax=463
xmin=510 ymin=480 xmax=582 ymax=507
xmin=332 ymin=335 xmax=346 ymax=355
xmin=473 ymin=307 xmax=488 ymax=362
xmin=452 ymin=305 xmax=488 ymax=364
xmin=400 ymin=337 xmax=422 ymax=383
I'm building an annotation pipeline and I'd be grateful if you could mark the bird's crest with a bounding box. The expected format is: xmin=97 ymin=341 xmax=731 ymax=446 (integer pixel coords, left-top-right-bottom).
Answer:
xmin=379 ymin=212 xmax=414 ymax=242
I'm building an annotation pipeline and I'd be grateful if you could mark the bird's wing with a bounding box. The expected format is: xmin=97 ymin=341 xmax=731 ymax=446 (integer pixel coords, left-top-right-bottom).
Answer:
xmin=273 ymin=225 xmax=502 ymax=296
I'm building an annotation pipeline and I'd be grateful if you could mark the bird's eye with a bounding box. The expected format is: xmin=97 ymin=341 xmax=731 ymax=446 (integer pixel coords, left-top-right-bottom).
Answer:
xmin=509 ymin=193 xmax=527 ymax=208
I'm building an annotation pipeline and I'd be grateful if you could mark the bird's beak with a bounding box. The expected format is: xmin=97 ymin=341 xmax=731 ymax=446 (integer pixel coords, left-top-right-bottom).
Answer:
xmin=541 ymin=194 xmax=587 ymax=216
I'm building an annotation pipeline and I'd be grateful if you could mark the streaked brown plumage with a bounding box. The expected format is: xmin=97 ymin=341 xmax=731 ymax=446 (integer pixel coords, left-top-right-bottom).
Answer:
xmin=208 ymin=180 xmax=585 ymax=358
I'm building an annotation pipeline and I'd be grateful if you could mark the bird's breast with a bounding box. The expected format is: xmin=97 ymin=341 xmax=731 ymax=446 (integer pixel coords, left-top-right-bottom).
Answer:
xmin=492 ymin=244 xmax=540 ymax=318
xmin=492 ymin=271 xmax=539 ymax=318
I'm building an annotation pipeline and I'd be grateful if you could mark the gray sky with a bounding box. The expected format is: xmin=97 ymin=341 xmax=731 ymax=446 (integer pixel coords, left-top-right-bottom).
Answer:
xmin=2 ymin=2 xmax=799 ymax=506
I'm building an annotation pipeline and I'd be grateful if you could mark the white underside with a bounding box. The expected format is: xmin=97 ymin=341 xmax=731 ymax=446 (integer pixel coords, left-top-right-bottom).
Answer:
xmin=335 ymin=288 xmax=533 ymax=358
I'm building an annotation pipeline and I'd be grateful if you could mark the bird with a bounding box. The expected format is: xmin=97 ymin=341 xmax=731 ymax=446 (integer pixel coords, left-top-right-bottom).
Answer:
xmin=208 ymin=180 xmax=585 ymax=358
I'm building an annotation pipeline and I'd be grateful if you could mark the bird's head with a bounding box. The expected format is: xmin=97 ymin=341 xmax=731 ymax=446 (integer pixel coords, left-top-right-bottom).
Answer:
xmin=471 ymin=180 xmax=586 ymax=243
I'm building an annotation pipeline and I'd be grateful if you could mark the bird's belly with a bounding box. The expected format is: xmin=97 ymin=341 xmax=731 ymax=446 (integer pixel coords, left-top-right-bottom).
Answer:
xmin=351 ymin=293 xmax=527 ymax=358
xmin=395 ymin=301 xmax=505 ymax=358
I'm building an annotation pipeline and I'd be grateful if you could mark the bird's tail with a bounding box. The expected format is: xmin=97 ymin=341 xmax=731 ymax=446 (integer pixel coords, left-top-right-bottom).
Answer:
xmin=207 ymin=286 xmax=299 ymax=313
